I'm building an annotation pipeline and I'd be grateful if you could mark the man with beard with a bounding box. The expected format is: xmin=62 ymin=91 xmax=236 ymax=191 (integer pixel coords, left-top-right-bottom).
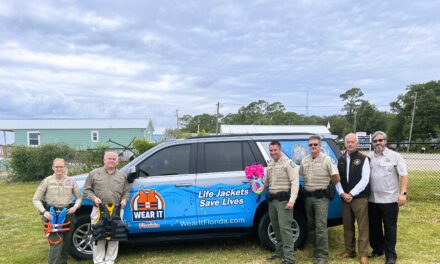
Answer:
xmin=368 ymin=131 xmax=408 ymax=264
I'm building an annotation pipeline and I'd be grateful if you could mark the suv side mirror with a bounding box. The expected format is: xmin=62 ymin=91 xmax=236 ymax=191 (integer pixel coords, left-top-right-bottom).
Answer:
xmin=127 ymin=166 xmax=138 ymax=183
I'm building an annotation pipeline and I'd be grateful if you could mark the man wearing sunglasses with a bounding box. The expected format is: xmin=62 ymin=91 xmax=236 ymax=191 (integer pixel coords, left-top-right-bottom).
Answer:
xmin=299 ymin=135 xmax=340 ymax=264
xmin=368 ymin=131 xmax=408 ymax=264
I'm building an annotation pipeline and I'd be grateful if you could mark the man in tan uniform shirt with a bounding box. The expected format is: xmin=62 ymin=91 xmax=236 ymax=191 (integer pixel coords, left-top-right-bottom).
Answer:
xmin=84 ymin=151 xmax=130 ymax=264
xmin=299 ymin=135 xmax=339 ymax=264
xmin=265 ymin=141 xmax=299 ymax=264
xmin=33 ymin=158 xmax=82 ymax=264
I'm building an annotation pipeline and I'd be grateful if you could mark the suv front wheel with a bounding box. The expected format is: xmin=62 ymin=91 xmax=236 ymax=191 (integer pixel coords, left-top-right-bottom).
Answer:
xmin=257 ymin=210 xmax=307 ymax=250
xmin=70 ymin=214 xmax=93 ymax=259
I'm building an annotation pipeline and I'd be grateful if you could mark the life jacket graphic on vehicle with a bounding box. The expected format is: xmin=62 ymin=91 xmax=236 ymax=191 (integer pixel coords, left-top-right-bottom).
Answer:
xmin=131 ymin=190 xmax=165 ymax=222
xmin=137 ymin=190 xmax=159 ymax=210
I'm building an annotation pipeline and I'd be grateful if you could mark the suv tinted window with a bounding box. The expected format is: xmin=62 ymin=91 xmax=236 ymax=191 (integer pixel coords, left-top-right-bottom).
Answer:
xmin=204 ymin=141 xmax=259 ymax=173
xmin=243 ymin=141 xmax=257 ymax=167
xmin=138 ymin=144 xmax=191 ymax=176
xmin=205 ymin=142 xmax=243 ymax=173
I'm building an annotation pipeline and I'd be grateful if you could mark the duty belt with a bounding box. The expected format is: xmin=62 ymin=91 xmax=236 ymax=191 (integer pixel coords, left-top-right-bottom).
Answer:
xmin=266 ymin=191 xmax=290 ymax=202
xmin=303 ymin=189 xmax=329 ymax=199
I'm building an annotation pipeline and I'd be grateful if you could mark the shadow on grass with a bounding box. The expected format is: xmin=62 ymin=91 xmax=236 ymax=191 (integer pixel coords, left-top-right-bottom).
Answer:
xmin=118 ymin=234 xmax=263 ymax=256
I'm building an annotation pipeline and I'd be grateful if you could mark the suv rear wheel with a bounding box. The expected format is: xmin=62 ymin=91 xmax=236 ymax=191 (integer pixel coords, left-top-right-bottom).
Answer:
xmin=257 ymin=210 xmax=307 ymax=250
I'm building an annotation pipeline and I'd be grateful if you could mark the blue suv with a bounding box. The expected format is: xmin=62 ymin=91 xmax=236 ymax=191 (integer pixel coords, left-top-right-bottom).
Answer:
xmin=69 ymin=134 xmax=342 ymax=259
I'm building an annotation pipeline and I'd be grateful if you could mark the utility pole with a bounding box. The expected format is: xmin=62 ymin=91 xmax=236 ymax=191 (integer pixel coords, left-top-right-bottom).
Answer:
xmin=407 ymin=92 xmax=417 ymax=152
xmin=215 ymin=102 xmax=220 ymax=135
xmin=354 ymin=111 xmax=357 ymax=133
xmin=197 ymin=116 xmax=200 ymax=134
xmin=306 ymin=88 xmax=309 ymax=117
xmin=175 ymin=109 xmax=179 ymax=130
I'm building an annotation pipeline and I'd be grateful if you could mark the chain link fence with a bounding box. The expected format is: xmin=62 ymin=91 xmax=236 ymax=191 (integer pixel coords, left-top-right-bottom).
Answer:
xmin=360 ymin=142 xmax=440 ymax=202
xmin=392 ymin=143 xmax=440 ymax=202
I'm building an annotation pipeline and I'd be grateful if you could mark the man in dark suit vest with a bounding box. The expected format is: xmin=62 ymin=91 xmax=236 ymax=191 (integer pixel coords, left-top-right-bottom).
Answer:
xmin=335 ymin=133 xmax=370 ymax=264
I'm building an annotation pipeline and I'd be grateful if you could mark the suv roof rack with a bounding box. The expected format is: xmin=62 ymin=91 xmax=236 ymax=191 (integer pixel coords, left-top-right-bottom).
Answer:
xmin=189 ymin=132 xmax=320 ymax=139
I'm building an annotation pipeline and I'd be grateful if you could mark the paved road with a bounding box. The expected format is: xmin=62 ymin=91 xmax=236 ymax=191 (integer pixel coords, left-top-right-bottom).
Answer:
xmin=361 ymin=151 xmax=440 ymax=172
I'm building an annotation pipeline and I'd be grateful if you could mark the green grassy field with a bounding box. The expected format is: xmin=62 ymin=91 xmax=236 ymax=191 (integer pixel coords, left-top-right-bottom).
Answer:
xmin=0 ymin=177 xmax=439 ymax=264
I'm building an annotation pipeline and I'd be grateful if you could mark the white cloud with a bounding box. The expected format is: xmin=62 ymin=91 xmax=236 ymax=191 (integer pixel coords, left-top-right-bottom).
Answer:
xmin=79 ymin=12 xmax=122 ymax=30
xmin=0 ymin=1 xmax=12 ymax=16
xmin=0 ymin=0 xmax=439 ymax=127
xmin=0 ymin=44 xmax=149 ymax=76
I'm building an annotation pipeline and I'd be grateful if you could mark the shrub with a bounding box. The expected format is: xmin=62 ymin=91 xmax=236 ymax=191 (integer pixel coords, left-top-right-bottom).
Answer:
xmin=133 ymin=138 xmax=158 ymax=156
xmin=8 ymin=144 xmax=75 ymax=182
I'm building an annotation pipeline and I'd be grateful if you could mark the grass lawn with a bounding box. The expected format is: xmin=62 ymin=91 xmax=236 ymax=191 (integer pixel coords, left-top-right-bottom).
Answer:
xmin=0 ymin=177 xmax=439 ymax=264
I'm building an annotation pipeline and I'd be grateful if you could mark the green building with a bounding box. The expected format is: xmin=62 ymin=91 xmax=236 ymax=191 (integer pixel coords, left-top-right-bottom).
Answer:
xmin=0 ymin=119 xmax=155 ymax=149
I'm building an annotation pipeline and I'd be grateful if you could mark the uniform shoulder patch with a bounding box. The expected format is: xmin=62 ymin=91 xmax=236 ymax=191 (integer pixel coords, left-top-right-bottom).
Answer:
xmin=290 ymin=161 xmax=296 ymax=168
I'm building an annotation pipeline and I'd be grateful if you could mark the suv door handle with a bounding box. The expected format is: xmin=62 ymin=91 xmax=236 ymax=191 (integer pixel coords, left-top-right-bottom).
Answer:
xmin=242 ymin=180 xmax=250 ymax=184
xmin=174 ymin=183 xmax=193 ymax=187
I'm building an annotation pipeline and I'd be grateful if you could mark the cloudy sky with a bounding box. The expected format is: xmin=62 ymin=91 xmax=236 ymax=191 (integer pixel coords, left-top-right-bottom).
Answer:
xmin=1 ymin=0 xmax=439 ymax=136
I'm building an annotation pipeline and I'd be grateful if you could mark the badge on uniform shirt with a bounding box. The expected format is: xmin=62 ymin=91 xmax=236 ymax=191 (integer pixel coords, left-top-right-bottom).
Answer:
xmin=65 ymin=178 xmax=73 ymax=186
xmin=315 ymin=156 xmax=322 ymax=163
xmin=353 ymin=159 xmax=361 ymax=165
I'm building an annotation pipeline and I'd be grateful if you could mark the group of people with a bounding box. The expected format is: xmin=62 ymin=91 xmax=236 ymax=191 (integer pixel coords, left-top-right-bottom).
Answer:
xmin=33 ymin=151 xmax=129 ymax=264
xmin=265 ymin=131 xmax=408 ymax=264
xmin=32 ymin=131 xmax=408 ymax=264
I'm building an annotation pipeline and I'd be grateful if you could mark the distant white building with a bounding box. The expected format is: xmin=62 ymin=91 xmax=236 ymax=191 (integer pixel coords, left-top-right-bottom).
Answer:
xmin=220 ymin=124 xmax=336 ymax=138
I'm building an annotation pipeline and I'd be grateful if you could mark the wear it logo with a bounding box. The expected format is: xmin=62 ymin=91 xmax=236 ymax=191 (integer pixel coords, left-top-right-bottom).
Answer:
xmin=131 ymin=190 xmax=165 ymax=222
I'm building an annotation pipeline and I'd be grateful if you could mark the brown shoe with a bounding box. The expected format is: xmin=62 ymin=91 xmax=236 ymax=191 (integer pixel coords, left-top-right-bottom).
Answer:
xmin=339 ymin=251 xmax=356 ymax=258
xmin=359 ymin=256 xmax=368 ymax=264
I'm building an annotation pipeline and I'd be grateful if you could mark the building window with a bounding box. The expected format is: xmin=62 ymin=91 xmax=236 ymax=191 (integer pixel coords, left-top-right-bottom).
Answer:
xmin=91 ymin=131 xmax=99 ymax=142
xmin=27 ymin=131 xmax=40 ymax=146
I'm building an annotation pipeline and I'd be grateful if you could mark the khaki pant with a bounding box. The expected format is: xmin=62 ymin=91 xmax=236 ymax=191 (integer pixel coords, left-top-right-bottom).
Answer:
xmin=342 ymin=197 xmax=369 ymax=257
xmin=268 ymin=200 xmax=296 ymax=263
xmin=44 ymin=214 xmax=76 ymax=264
xmin=90 ymin=206 xmax=124 ymax=264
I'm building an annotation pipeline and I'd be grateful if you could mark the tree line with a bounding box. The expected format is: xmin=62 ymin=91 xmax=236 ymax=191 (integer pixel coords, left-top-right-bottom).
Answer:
xmin=175 ymin=80 xmax=439 ymax=141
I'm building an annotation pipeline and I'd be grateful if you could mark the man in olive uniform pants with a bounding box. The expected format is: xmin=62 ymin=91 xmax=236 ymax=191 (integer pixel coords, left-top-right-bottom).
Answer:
xmin=265 ymin=141 xmax=299 ymax=264
xmin=33 ymin=158 xmax=82 ymax=264
xmin=335 ymin=133 xmax=370 ymax=264
xmin=84 ymin=151 xmax=130 ymax=264
xmin=300 ymin=135 xmax=340 ymax=264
